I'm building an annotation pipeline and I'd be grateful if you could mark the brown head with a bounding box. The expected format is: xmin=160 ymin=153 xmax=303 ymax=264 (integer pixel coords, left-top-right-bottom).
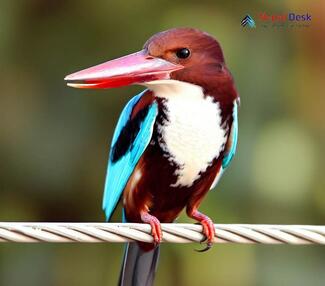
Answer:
xmin=144 ymin=28 xmax=233 ymax=93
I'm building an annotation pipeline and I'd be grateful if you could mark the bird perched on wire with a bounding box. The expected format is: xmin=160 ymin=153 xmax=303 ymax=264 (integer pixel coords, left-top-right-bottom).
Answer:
xmin=65 ymin=27 xmax=239 ymax=286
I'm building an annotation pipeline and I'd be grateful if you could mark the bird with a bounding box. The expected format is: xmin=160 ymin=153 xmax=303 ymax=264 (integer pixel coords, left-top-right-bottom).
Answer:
xmin=65 ymin=27 xmax=239 ymax=286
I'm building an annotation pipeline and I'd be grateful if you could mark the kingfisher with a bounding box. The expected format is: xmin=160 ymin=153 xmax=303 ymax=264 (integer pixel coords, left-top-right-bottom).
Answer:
xmin=65 ymin=27 xmax=239 ymax=286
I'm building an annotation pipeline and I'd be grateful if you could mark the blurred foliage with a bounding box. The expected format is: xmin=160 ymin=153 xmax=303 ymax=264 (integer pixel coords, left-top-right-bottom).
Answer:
xmin=0 ymin=0 xmax=325 ymax=285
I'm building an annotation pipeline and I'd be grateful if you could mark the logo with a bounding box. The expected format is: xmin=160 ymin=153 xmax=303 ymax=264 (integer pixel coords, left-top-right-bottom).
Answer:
xmin=241 ymin=12 xmax=312 ymax=29
xmin=241 ymin=15 xmax=256 ymax=28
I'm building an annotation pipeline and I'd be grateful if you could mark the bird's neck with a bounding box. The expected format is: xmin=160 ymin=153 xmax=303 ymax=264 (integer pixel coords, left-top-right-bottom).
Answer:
xmin=144 ymin=79 xmax=204 ymax=100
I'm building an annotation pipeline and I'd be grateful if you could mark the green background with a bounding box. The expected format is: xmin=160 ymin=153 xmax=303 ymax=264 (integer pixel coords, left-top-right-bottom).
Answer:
xmin=0 ymin=1 xmax=324 ymax=285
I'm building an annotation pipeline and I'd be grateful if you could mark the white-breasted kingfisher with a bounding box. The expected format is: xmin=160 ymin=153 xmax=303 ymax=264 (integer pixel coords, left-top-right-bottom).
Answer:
xmin=65 ymin=28 xmax=239 ymax=286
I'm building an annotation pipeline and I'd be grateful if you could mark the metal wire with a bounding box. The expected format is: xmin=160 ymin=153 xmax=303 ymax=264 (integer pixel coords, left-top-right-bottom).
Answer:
xmin=0 ymin=223 xmax=324 ymax=244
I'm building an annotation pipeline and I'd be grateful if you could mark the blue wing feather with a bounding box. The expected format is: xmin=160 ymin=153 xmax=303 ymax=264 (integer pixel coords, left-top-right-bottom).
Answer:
xmin=222 ymin=100 xmax=238 ymax=169
xmin=102 ymin=91 xmax=158 ymax=220
xmin=210 ymin=100 xmax=238 ymax=190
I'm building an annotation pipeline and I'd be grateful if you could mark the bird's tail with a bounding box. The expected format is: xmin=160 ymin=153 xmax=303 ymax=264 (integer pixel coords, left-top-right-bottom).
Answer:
xmin=118 ymin=243 xmax=160 ymax=286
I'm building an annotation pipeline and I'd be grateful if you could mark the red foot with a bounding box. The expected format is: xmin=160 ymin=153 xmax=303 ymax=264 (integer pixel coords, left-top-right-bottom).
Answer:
xmin=188 ymin=209 xmax=215 ymax=251
xmin=140 ymin=212 xmax=162 ymax=245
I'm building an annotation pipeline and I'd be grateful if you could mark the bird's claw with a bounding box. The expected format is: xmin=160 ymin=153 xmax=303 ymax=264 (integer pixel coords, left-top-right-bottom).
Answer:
xmin=195 ymin=240 xmax=213 ymax=252
xmin=151 ymin=221 xmax=162 ymax=246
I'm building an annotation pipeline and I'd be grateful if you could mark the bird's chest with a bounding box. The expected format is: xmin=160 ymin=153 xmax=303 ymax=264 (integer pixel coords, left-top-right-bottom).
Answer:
xmin=156 ymin=96 xmax=227 ymax=187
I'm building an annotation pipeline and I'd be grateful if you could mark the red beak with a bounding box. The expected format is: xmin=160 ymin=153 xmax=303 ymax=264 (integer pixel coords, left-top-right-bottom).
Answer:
xmin=64 ymin=50 xmax=183 ymax=89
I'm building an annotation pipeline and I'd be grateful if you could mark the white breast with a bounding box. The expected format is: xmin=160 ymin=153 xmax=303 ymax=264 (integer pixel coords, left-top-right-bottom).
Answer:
xmin=145 ymin=80 xmax=227 ymax=187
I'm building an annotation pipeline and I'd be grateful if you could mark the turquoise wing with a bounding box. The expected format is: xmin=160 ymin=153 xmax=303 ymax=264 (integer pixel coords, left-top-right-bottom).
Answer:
xmin=222 ymin=100 xmax=238 ymax=169
xmin=102 ymin=91 xmax=158 ymax=220
xmin=210 ymin=100 xmax=238 ymax=190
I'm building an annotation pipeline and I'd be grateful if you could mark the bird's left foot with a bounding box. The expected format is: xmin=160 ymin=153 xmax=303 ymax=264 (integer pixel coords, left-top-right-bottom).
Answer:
xmin=140 ymin=212 xmax=162 ymax=246
xmin=187 ymin=209 xmax=215 ymax=252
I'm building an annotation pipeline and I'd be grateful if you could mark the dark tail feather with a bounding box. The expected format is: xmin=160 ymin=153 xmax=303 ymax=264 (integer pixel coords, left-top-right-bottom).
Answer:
xmin=118 ymin=243 xmax=160 ymax=286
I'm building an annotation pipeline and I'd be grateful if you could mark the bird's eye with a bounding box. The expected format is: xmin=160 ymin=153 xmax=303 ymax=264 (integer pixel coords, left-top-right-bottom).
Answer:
xmin=176 ymin=48 xmax=190 ymax=59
